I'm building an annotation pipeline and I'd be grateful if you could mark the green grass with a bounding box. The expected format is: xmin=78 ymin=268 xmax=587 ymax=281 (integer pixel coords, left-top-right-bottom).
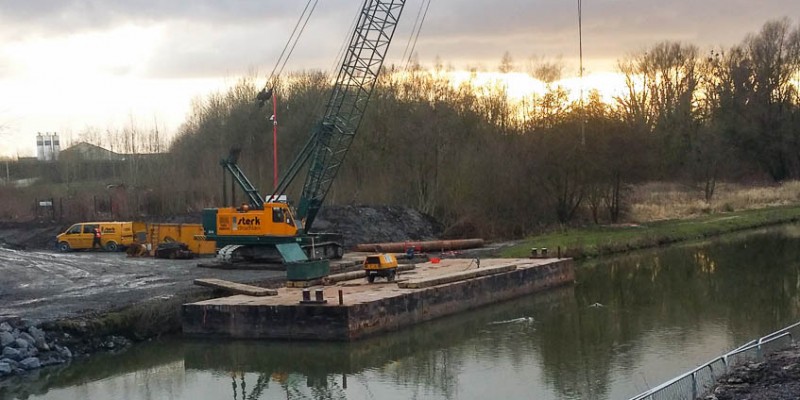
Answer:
xmin=500 ymin=205 xmax=800 ymax=259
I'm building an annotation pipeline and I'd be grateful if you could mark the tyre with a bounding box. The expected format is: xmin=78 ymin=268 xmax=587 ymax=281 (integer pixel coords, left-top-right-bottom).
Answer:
xmin=58 ymin=241 xmax=71 ymax=252
xmin=367 ymin=274 xmax=375 ymax=283
xmin=387 ymin=270 xmax=396 ymax=282
xmin=334 ymin=245 xmax=344 ymax=259
xmin=105 ymin=241 xmax=119 ymax=252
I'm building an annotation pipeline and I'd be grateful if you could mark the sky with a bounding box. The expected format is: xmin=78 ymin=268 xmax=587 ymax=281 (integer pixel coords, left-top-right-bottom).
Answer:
xmin=1 ymin=0 xmax=799 ymax=158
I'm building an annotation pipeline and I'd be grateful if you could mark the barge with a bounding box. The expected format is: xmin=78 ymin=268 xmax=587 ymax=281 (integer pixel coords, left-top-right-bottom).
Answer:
xmin=182 ymin=257 xmax=574 ymax=340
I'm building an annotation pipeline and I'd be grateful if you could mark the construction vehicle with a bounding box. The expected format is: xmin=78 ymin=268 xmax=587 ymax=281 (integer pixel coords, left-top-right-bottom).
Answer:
xmin=132 ymin=222 xmax=216 ymax=256
xmin=57 ymin=221 xmax=134 ymax=252
xmin=364 ymin=253 xmax=399 ymax=283
xmin=201 ymin=0 xmax=407 ymax=281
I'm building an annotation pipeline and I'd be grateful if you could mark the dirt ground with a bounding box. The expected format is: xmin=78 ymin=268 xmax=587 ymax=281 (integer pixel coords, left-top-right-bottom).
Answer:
xmin=703 ymin=345 xmax=800 ymax=399
xmin=0 ymin=247 xmax=286 ymax=323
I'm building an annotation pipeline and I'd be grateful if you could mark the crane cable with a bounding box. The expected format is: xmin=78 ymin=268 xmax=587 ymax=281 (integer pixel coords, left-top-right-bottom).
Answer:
xmin=402 ymin=0 xmax=431 ymax=70
xmin=261 ymin=0 xmax=320 ymax=93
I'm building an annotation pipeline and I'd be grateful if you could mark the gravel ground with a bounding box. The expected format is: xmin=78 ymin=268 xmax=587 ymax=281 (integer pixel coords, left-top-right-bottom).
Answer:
xmin=0 ymin=247 xmax=285 ymax=323
xmin=703 ymin=345 xmax=800 ymax=399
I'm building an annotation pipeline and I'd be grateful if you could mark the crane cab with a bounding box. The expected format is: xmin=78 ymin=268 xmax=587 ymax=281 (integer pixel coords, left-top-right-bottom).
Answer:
xmin=206 ymin=202 xmax=299 ymax=238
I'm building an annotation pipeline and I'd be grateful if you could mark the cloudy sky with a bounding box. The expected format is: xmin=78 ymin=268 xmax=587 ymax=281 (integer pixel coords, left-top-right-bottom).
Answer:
xmin=1 ymin=0 xmax=798 ymax=157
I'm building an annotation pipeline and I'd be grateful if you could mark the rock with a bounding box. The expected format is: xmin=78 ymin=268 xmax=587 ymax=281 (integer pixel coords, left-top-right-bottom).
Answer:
xmin=28 ymin=326 xmax=48 ymax=350
xmin=0 ymin=331 xmax=13 ymax=347
xmin=38 ymin=352 xmax=65 ymax=367
xmin=55 ymin=345 xmax=72 ymax=359
xmin=1 ymin=357 xmax=19 ymax=369
xmin=0 ymin=316 xmax=20 ymax=326
xmin=20 ymin=346 xmax=38 ymax=358
xmin=19 ymin=356 xmax=41 ymax=370
xmin=2 ymin=346 xmax=22 ymax=361
xmin=19 ymin=332 xmax=35 ymax=346
xmin=0 ymin=322 xmax=11 ymax=332
xmin=13 ymin=338 xmax=29 ymax=349
xmin=0 ymin=361 xmax=11 ymax=375
xmin=16 ymin=319 xmax=32 ymax=331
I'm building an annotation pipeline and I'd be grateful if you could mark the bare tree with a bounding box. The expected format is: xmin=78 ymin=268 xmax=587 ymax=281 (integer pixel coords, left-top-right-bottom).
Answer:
xmin=527 ymin=55 xmax=565 ymax=84
xmin=499 ymin=51 xmax=515 ymax=73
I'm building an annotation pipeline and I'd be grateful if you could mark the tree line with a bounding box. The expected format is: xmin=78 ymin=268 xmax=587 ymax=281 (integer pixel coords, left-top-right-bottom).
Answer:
xmin=4 ymin=18 xmax=799 ymax=239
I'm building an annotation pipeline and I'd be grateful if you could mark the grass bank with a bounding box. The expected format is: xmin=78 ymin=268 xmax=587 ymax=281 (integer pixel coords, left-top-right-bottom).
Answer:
xmin=500 ymin=205 xmax=800 ymax=259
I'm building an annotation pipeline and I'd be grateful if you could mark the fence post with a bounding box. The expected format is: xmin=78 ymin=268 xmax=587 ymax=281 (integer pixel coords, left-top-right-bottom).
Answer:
xmin=691 ymin=371 xmax=697 ymax=399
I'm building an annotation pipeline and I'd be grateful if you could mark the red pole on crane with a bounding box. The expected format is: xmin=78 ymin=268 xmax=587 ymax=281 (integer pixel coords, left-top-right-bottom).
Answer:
xmin=272 ymin=92 xmax=278 ymax=191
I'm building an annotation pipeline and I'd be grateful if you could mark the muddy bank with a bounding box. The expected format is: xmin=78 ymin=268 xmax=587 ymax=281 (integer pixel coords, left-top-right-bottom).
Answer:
xmin=703 ymin=345 xmax=800 ymax=399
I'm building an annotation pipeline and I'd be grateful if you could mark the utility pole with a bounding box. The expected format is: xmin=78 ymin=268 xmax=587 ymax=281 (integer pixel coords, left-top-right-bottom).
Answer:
xmin=579 ymin=0 xmax=585 ymax=146
xmin=272 ymin=92 xmax=278 ymax=191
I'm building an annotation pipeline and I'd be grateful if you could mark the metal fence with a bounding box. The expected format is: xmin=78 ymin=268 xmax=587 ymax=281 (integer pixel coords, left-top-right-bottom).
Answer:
xmin=629 ymin=321 xmax=800 ymax=400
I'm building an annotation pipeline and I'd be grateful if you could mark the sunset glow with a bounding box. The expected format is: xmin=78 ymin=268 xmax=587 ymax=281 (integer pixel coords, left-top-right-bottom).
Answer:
xmin=434 ymin=70 xmax=628 ymax=104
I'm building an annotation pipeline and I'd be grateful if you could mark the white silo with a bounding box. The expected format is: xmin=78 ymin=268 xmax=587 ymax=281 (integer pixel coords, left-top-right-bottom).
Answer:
xmin=45 ymin=133 xmax=60 ymax=161
xmin=52 ymin=133 xmax=60 ymax=160
xmin=36 ymin=133 xmax=45 ymax=160
xmin=43 ymin=134 xmax=53 ymax=161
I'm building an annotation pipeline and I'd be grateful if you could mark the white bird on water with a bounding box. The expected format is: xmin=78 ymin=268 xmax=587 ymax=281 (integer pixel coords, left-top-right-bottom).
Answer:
xmin=489 ymin=317 xmax=535 ymax=325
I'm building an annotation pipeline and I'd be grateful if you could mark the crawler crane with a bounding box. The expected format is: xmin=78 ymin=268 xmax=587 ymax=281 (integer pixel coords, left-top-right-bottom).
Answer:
xmin=202 ymin=0 xmax=407 ymax=280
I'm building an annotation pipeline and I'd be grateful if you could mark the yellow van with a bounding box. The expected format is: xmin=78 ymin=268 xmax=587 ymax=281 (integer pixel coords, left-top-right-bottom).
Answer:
xmin=56 ymin=221 xmax=134 ymax=252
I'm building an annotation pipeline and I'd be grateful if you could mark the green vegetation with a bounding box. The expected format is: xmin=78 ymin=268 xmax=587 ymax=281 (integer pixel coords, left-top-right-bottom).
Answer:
xmin=501 ymin=206 xmax=800 ymax=259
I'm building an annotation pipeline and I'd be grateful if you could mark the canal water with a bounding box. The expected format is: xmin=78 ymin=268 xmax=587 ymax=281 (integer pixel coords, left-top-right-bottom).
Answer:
xmin=4 ymin=224 xmax=800 ymax=400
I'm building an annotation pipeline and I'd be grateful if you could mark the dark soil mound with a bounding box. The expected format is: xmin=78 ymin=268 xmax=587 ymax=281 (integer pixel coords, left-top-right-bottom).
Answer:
xmin=704 ymin=345 xmax=800 ymax=400
xmin=0 ymin=222 xmax=66 ymax=250
xmin=315 ymin=205 xmax=442 ymax=249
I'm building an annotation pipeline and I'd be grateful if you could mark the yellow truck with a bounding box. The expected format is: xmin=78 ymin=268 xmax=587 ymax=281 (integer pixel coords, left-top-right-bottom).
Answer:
xmin=56 ymin=221 xmax=134 ymax=252
xmin=131 ymin=222 xmax=216 ymax=256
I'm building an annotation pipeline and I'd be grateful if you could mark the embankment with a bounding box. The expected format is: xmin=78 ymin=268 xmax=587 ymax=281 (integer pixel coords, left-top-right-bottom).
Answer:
xmin=501 ymin=205 xmax=800 ymax=259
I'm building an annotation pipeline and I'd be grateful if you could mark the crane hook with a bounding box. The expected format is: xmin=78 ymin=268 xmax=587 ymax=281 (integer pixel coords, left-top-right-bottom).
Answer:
xmin=256 ymin=88 xmax=273 ymax=108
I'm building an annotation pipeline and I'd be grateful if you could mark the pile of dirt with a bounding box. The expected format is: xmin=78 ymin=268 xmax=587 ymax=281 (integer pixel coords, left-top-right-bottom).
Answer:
xmin=0 ymin=222 xmax=66 ymax=251
xmin=703 ymin=345 xmax=800 ymax=399
xmin=315 ymin=205 xmax=443 ymax=248
xmin=0 ymin=205 xmax=443 ymax=251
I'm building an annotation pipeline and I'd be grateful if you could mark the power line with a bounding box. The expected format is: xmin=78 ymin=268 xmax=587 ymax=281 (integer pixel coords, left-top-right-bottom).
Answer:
xmin=579 ymin=0 xmax=585 ymax=146
xmin=264 ymin=0 xmax=319 ymax=90
xmin=404 ymin=0 xmax=431 ymax=70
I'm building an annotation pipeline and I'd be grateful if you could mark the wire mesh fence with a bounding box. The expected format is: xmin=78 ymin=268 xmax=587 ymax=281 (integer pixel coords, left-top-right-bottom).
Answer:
xmin=629 ymin=321 xmax=800 ymax=400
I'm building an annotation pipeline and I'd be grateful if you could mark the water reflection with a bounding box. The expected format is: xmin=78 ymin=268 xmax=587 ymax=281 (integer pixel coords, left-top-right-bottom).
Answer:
xmin=5 ymin=224 xmax=800 ymax=400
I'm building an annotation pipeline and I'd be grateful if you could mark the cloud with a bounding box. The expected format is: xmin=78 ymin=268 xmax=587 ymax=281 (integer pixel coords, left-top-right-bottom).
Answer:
xmin=1 ymin=0 xmax=798 ymax=81
xmin=408 ymin=0 xmax=800 ymax=72
xmin=141 ymin=3 xmax=360 ymax=79
xmin=0 ymin=0 xmax=302 ymax=37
